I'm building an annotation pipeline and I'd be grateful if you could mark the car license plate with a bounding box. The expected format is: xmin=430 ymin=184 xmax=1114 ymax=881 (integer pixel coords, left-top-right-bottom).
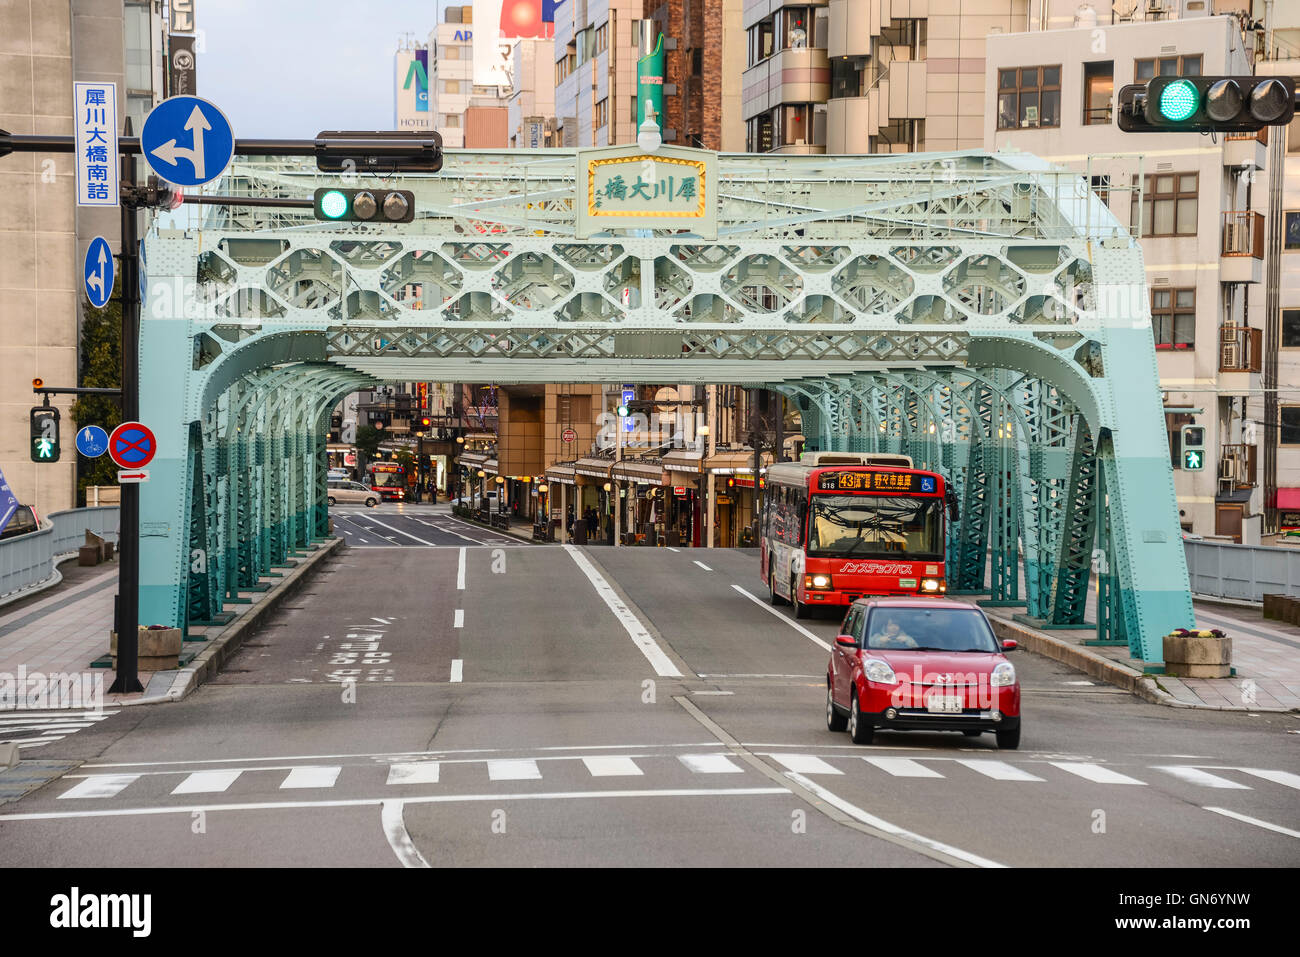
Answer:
xmin=926 ymin=694 xmax=963 ymax=714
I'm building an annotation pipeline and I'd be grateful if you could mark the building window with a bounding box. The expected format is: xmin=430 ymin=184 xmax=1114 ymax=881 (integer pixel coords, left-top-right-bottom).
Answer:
xmin=748 ymin=19 xmax=774 ymax=66
xmin=1282 ymin=308 xmax=1300 ymax=347
xmin=1151 ymin=287 xmax=1195 ymax=349
xmin=595 ymin=22 xmax=608 ymax=56
xmin=781 ymin=7 xmax=812 ymax=49
xmin=1285 ymin=211 xmax=1300 ymax=251
xmin=1091 ymin=174 xmax=1111 ymax=206
xmin=1281 ymin=407 xmax=1300 ymax=445
xmin=1135 ymin=54 xmax=1202 ymax=80
xmin=594 ymin=97 xmax=608 ymax=131
xmin=444 ymin=115 xmax=460 ymax=128
xmin=1083 ymin=61 xmax=1113 ymax=125
xmin=747 ymin=114 xmax=774 ymax=152
xmin=443 ymin=79 xmax=460 ymax=94
xmin=1131 ymin=173 xmax=1198 ymax=237
xmin=692 ymin=48 xmax=703 ymax=76
xmin=442 ymin=46 xmax=460 ymax=60
xmin=1288 ymin=115 xmax=1300 ymax=153
xmin=996 ymin=66 xmax=1061 ymax=129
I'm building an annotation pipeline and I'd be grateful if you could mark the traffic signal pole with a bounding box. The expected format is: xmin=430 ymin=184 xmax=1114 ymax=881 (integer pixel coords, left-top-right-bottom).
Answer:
xmin=111 ymin=146 xmax=144 ymax=694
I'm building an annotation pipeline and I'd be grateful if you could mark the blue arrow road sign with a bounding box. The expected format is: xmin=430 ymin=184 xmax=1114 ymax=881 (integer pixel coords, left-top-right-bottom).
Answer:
xmin=75 ymin=425 xmax=110 ymax=458
xmin=84 ymin=236 xmax=113 ymax=308
xmin=140 ymin=95 xmax=234 ymax=188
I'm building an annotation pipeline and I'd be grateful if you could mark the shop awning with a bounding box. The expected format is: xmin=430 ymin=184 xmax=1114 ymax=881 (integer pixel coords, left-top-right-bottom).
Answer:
xmin=544 ymin=464 xmax=578 ymax=485
xmin=705 ymin=449 xmax=772 ymax=473
xmin=611 ymin=459 xmax=666 ymax=483
xmin=1277 ymin=487 xmax=1300 ymax=510
xmin=459 ymin=452 xmax=487 ymax=468
xmin=663 ymin=450 xmax=704 ymax=472
xmin=574 ymin=456 xmax=615 ymax=479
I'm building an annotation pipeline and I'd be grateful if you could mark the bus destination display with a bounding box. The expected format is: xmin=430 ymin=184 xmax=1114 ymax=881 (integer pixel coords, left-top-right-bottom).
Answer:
xmin=815 ymin=470 xmax=936 ymax=494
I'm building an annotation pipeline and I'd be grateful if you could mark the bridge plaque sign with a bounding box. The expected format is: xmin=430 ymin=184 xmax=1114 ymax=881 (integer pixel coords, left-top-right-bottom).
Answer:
xmin=576 ymin=143 xmax=717 ymax=240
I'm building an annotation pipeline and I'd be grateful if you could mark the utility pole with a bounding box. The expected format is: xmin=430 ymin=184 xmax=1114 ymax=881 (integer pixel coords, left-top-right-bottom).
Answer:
xmin=705 ymin=384 xmax=716 ymax=549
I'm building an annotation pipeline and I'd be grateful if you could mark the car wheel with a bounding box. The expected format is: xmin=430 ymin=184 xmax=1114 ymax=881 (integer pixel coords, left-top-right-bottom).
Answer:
xmin=327 ymin=496 xmax=336 ymax=506
xmin=792 ymin=576 xmax=811 ymax=619
xmin=769 ymin=560 xmax=786 ymax=606
xmin=962 ymin=730 xmax=983 ymax=737
xmin=826 ymin=683 xmax=847 ymax=732
xmin=848 ymin=689 xmax=874 ymax=745
xmin=366 ymin=498 xmax=378 ymax=508
xmin=995 ymin=726 xmax=1020 ymax=750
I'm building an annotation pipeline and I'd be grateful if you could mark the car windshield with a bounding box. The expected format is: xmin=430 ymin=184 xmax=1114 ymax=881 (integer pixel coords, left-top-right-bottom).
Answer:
xmin=807 ymin=495 xmax=943 ymax=558
xmin=865 ymin=607 xmax=998 ymax=653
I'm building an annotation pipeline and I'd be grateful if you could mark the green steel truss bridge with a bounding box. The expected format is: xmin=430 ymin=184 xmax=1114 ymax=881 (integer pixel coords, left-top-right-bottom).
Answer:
xmin=137 ymin=149 xmax=1192 ymax=663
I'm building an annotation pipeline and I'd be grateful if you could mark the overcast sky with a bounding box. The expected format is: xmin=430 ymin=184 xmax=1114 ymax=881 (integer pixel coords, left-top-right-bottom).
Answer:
xmin=195 ymin=0 xmax=440 ymax=138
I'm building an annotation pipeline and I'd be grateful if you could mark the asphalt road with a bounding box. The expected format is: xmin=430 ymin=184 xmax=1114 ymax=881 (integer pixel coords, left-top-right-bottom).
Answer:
xmin=1 ymin=520 xmax=1297 ymax=868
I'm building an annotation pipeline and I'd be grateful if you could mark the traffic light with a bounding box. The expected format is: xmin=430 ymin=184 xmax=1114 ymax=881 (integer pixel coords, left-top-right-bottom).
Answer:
xmin=143 ymin=175 xmax=183 ymax=210
xmin=1118 ymin=76 xmax=1296 ymax=133
xmin=617 ymin=404 xmax=630 ymax=417
xmin=313 ymin=187 xmax=415 ymax=223
xmin=1182 ymin=425 xmax=1206 ymax=471
xmin=417 ymin=416 xmax=433 ymax=431
xmin=30 ymin=406 xmax=60 ymax=463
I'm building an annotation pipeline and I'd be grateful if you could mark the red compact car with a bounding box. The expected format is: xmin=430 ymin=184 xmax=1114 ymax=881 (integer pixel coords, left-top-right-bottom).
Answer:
xmin=826 ymin=598 xmax=1022 ymax=749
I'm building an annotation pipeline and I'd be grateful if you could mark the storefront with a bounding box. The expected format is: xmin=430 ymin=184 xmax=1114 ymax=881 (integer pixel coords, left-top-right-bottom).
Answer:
xmin=706 ymin=450 xmax=772 ymax=548
xmin=611 ymin=458 xmax=667 ymax=544
xmin=663 ymin=450 xmax=704 ymax=547
xmin=1278 ymin=488 xmax=1300 ymax=540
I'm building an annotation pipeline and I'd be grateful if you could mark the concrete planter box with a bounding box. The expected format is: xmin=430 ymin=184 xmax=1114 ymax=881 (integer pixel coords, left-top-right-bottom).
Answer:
xmin=1163 ymin=631 xmax=1232 ymax=679
xmin=110 ymin=627 xmax=183 ymax=671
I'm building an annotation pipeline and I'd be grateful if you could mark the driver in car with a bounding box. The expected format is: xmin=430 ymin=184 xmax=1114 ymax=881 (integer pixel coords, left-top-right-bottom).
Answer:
xmin=872 ymin=616 xmax=919 ymax=649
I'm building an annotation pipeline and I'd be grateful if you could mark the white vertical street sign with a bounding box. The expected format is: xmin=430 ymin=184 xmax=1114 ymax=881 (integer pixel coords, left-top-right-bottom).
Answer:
xmin=74 ymin=82 xmax=119 ymax=208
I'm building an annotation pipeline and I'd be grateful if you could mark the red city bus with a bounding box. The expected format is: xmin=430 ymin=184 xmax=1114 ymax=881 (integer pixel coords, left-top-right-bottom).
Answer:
xmin=366 ymin=462 xmax=407 ymax=501
xmin=759 ymin=452 xmax=952 ymax=617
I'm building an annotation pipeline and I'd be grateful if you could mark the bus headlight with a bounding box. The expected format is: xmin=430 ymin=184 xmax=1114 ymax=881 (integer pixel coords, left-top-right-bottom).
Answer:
xmin=921 ymin=578 xmax=946 ymax=593
xmin=804 ymin=574 xmax=833 ymax=590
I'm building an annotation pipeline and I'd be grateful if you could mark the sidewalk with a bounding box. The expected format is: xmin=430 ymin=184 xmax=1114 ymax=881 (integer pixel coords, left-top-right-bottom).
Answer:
xmin=0 ymin=539 xmax=342 ymax=713
xmin=974 ymin=561 xmax=1300 ymax=713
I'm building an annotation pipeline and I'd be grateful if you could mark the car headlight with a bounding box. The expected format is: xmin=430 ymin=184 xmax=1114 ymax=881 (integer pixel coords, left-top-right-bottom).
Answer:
xmin=921 ymin=578 xmax=946 ymax=593
xmin=991 ymin=662 xmax=1016 ymax=687
xmin=864 ymin=658 xmax=898 ymax=685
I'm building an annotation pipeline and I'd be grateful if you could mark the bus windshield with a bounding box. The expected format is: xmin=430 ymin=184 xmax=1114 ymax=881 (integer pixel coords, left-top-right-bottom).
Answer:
xmin=369 ymin=468 xmax=404 ymax=489
xmin=807 ymin=495 xmax=943 ymax=559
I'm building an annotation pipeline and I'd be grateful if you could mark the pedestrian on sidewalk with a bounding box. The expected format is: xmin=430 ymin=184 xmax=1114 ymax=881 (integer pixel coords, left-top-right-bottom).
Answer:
xmin=412 ymin=482 xmax=423 ymax=504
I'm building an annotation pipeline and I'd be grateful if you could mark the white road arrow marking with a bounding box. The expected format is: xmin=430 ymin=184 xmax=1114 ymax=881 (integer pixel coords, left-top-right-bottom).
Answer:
xmin=150 ymin=105 xmax=210 ymax=179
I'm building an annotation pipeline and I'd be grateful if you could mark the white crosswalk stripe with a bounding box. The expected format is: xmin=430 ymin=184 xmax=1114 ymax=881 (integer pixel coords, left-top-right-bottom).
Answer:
xmin=44 ymin=754 xmax=1299 ymax=801
xmin=1051 ymin=762 xmax=1147 ymax=785
xmin=0 ymin=710 xmax=118 ymax=751
xmin=1156 ymin=766 xmax=1252 ymax=789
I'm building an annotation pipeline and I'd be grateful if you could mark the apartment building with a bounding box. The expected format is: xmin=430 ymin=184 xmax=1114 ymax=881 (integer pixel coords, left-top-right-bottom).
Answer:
xmin=553 ymin=0 xmax=644 ymax=146
xmin=983 ymin=2 xmax=1294 ymax=542
xmin=743 ymin=0 xmax=1024 ymax=154
xmin=427 ymin=6 xmax=511 ymax=149
xmin=507 ymin=37 xmax=559 ymax=147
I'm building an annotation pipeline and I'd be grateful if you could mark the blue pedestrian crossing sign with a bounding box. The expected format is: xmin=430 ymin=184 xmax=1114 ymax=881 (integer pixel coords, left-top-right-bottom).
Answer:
xmin=84 ymin=236 xmax=113 ymax=308
xmin=75 ymin=425 xmax=109 ymax=458
xmin=140 ymin=96 xmax=235 ymax=188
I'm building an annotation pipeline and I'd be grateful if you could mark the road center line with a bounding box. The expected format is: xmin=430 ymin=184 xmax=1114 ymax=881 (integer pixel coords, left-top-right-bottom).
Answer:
xmin=731 ymin=585 xmax=833 ymax=652
xmin=449 ymin=659 xmax=463 ymax=683
xmin=457 ymin=547 xmax=467 ymax=590
xmin=693 ymin=560 xmax=712 ymax=571
xmin=0 ymin=787 xmax=789 ymax=822
xmin=564 ymin=545 xmax=683 ymax=677
xmin=454 ymin=609 xmax=464 ymax=628
xmin=381 ymin=801 xmax=431 ymax=868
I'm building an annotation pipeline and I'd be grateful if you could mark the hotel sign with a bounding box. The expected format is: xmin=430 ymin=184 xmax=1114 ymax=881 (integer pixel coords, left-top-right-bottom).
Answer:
xmin=576 ymin=143 xmax=717 ymax=239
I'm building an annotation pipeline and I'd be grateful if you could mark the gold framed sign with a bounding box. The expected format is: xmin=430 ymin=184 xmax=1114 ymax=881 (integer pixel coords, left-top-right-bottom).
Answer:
xmin=575 ymin=143 xmax=718 ymax=239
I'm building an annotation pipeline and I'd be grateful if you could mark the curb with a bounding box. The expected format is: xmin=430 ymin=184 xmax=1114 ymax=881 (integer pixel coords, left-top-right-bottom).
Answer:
xmin=986 ymin=616 xmax=1298 ymax=714
xmin=114 ymin=538 xmax=345 ymax=707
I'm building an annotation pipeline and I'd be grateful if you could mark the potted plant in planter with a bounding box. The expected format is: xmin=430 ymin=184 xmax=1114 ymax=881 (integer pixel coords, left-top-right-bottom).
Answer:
xmin=1162 ymin=627 xmax=1231 ymax=678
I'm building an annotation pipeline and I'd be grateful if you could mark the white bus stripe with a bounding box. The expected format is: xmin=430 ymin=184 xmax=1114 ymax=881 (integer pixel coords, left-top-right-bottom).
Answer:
xmin=865 ymin=757 xmax=945 ymax=778
xmin=172 ymin=770 xmax=242 ymax=794
xmin=1157 ymin=766 xmax=1252 ymax=789
xmin=487 ymin=759 xmax=541 ymax=781
xmin=770 ymin=754 xmax=842 ymax=775
xmin=386 ymin=762 xmax=441 ymax=785
xmin=59 ymin=774 xmax=140 ymax=799
xmin=279 ymin=766 xmax=341 ymax=789
xmin=1051 ymin=762 xmax=1146 ymax=785
xmin=956 ymin=759 xmax=1045 ymax=782
xmin=582 ymin=756 xmax=644 ymax=777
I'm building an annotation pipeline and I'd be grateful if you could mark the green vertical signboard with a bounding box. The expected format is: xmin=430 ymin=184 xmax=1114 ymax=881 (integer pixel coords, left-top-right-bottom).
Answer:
xmin=637 ymin=34 xmax=665 ymax=128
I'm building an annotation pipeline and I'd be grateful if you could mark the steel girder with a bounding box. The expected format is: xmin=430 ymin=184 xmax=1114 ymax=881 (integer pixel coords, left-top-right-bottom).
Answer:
xmin=139 ymin=148 xmax=1193 ymax=662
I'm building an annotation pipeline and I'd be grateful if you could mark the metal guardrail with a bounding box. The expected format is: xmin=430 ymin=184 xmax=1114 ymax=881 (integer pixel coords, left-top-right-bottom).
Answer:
xmin=0 ymin=507 xmax=120 ymax=602
xmin=1184 ymin=539 xmax=1300 ymax=603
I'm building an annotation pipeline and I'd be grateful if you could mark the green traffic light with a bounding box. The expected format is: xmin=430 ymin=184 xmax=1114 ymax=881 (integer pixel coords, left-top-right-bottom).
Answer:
xmin=1184 ymin=450 xmax=1203 ymax=470
xmin=318 ymin=189 xmax=349 ymax=219
xmin=1159 ymin=79 xmax=1199 ymax=122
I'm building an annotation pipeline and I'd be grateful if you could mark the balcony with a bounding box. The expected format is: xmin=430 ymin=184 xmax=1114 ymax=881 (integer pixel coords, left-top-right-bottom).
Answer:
xmin=1220 ymin=211 xmax=1264 ymax=284
xmin=1224 ymin=127 xmax=1267 ymax=170
xmin=1218 ymin=324 xmax=1262 ymax=394
xmin=1218 ymin=442 xmax=1257 ymax=493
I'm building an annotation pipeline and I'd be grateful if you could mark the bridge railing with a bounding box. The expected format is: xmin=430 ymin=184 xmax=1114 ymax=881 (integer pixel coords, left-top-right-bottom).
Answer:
xmin=0 ymin=507 xmax=120 ymax=605
xmin=1184 ymin=538 xmax=1300 ymax=602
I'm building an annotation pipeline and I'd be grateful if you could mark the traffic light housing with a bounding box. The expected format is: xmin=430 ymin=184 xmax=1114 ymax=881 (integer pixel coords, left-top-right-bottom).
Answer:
xmin=1118 ymin=76 xmax=1296 ymax=133
xmin=313 ymin=187 xmax=414 ymax=223
xmin=1182 ymin=425 xmax=1206 ymax=471
xmin=30 ymin=406 xmax=60 ymax=463
xmin=417 ymin=416 xmax=433 ymax=431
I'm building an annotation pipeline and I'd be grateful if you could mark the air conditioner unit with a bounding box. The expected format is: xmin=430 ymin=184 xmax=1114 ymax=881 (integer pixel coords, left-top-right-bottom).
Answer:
xmin=1220 ymin=341 xmax=1241 ymax=369
xmin=1220 ymin=325 xmax=1238 ymax=343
